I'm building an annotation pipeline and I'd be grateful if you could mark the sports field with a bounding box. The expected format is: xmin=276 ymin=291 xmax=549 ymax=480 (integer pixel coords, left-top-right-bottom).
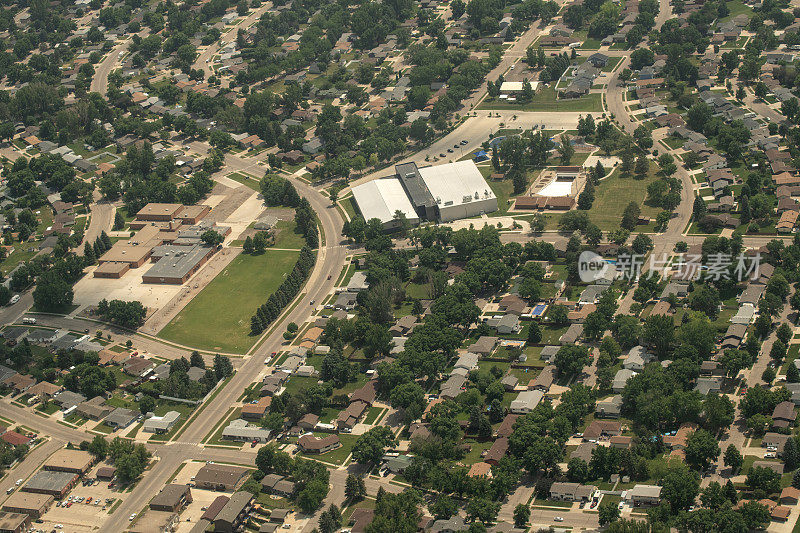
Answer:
xmin=158 ymin=249 xmax=299 ymax=353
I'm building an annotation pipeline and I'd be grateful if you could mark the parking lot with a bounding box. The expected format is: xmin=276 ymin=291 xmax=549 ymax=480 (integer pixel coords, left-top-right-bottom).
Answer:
xmin=34 ymin=464 xmax=128 ymax=532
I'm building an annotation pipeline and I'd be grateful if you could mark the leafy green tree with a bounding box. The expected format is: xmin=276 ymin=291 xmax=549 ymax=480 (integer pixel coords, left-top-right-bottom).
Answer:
xmin=366 ymin=489 xmax=421 ymax=533
xmin=685 ymin=429 xmax=720 ymax=471
xmin=746 ymin=466 xmax=781 ymax=495
xmin=513 ymin=504 xmax=530 ymax=528
xmin=201 ymin=229 xmax=224 ymax=247
xmin=430 ymin=495 xmax=458 ymax=520
xmin=138 ymin=395 xmax=155 ymax=415
xmin=33 ymin=271 xmax=73 ymax=311
xmin=466 ymin=497 xmax=500 ymax=525
xmin=661 ymin=463 xmax=700 ymax=511
xmin=554 ymin=345 xmax=590 ymax=376
xmin=703 ymin=393 xmax=734 ymax=432
xmin=599 ymin=500 xmax=620 ymax=525
xmin=352 ymin=426 xmax=396 ymax=465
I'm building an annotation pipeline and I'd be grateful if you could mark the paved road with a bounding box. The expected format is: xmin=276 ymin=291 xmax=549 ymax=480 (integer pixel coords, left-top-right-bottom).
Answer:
xmin=192 ymin=3 xmax=273 ymax=83
xmin=742 ymin=86 xmax=785 ymax=123
xmin=78 ymin=202 xmax=114 ymax=256
xmin=91 ymin=39 xmax=132 ymax=95
xmin=705 ymin=287 xmax=798 ymax=487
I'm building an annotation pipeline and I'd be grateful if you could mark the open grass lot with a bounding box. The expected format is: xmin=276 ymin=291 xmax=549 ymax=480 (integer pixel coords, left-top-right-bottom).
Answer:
xmin=583 ymin=167 xmax=661 ymax=231
xmin=159 ymin=250 xmax=300 ymax=353
xmin=479 ymin=86 xmax=602 ymax=113
xmin=721 ymin=0 xmax=752 ymax=22
xmin=226 ymin=172 xmax=260 ymax=191
xmin=272 ymin=220 xmax=306 ymax=249
xmin=341 ymin=196 xmax=358 ymax=220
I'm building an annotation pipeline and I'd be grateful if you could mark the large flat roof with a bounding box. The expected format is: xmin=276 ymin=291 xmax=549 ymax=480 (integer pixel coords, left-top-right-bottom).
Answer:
xmin=396 ymin=162 xmax=435 ymax=208
xmin=143 ymin=245 xmax=211 ymax=281
xmin=43 ymin=449 xmax=94 ymax=472
xmin=23 ymin=470 xmax=76 ymax=492
xmin=2 ymin=492 xmax=53 ymax=511
xmin=137 ymin=203 xmax=184 ymax=218
xmin=98 ymin=243 xmax=154 ymax=264
xmin=351 ymin=178 xmax=420 ymax=225
xmin=417 ymin=160 xmax=496 ymax=208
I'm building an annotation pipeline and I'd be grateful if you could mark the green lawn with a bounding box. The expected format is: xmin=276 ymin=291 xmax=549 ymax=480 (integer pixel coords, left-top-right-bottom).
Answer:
xmin=36 ymin=402 xmax=58 ymax=415
xmin=363 ymin=406 xmax=384 ymax=425
xmin=663 ymin=136 xmax=686 ymax=150
xmin=226 ymin=172 xmax=260 ymax=191
xmin=272 ymin=220 xmax=306 ymax=250
xmin=298 ymin=434 xmax=358 ymax=465
xmin=581 ymin=166 xmax=661 ymax=231
xmin=721 ymin=0 xmax=752 ymax=21
xmin=479 ymin=86 xmax=602 ymax=113
xmin=158 ymin=250 xmax=300 ymax=353
xmin=342 ymin=196 xmax=358 ymax=220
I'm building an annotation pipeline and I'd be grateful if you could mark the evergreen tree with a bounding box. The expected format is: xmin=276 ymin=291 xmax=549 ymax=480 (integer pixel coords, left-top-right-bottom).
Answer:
xmin=527 ymin=321 xmax=542 ymax=344
xmin=740 ymin=194 xmax=751 ymax=224
xmin=785 ymin=438 xmax=800 ymax=471
xmin=634 ymin=155 xmax=649 ymax=179
xmin=243 ymin=236 xmax=254 ymax=254
xmin=101 ymin=230 xmax=112 ymax=250
xmin=593 ymin=160 xmax=605 ymax=184
xmin=491 ymin=149 xmax=501 ymax=171
xmin=693 ymin=195 xmax=707 ymax=221
xmin=84 ymin=242 xmax=96 ymax=263
xmin=577 ymin=181 xmax=595 ymax=210
xmin=725 ymin=480 xmax=738 ymax=503
xmin=788 ymin=363 xmax=800 ymax=383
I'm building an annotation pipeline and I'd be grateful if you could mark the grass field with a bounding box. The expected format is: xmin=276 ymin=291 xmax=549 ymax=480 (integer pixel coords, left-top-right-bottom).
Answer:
xmin=272 ymin=220 xmax=306 ymax=249
xmin=226 ymin=172 xmax=260 ymax=191
xmin=158 ymin=250 xmax=300 ymax=353
xmin=342 ymin=196 xmax=358 ymax=220
xmin=479 ymin=86 xmax=603 ymax=113
xmin=721 ymin=0 xmax=752 ymax=21
xmin=582 ymin=166 xmax=661 ymax=231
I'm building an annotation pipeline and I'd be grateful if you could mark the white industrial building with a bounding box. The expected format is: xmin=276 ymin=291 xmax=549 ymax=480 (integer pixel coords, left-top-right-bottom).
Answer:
xmin=417 ymin=160 xmax=498 ymax=222
xmin=351 ymin=160 xmax=498 ymax=227
xmin=350 ymin=178 xmax=420 ymax=229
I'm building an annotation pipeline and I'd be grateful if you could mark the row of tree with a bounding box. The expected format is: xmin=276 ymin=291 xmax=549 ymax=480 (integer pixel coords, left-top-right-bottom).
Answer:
xmin=250 ymin=246 xmax=316 ymax=335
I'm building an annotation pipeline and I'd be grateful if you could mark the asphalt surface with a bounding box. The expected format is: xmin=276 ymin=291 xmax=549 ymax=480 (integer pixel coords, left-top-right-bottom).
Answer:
xmin=78 ymin=202 xmax=114 ymax=256
xmin=90 ymin=39 xmax=134 ymax=95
